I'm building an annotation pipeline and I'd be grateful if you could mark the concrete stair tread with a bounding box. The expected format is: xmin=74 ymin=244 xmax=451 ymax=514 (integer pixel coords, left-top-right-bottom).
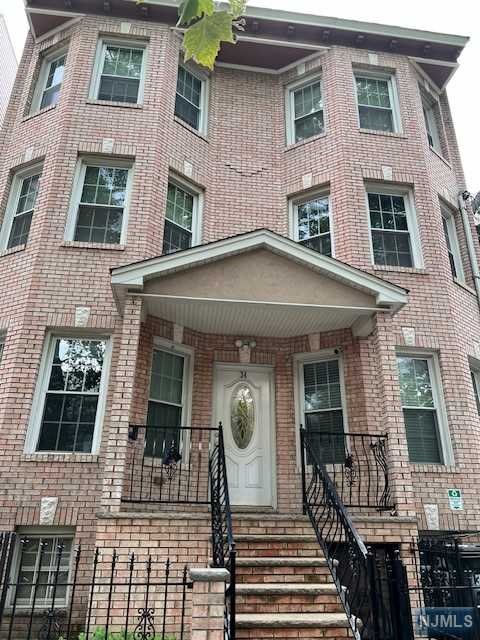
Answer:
xmin=236 ymin=534 xmax=317 ymax=542
xmin=237 ymin=556 xmax=333 ymax=567
xmin=237 ymin=582 xmax=338 ymax=595
xmin=236 ymin=612 xmax=350 ymax=628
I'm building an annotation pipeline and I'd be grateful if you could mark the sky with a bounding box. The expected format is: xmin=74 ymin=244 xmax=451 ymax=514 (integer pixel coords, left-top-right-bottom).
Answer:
xmin=1 ymin=0 xmax=479 ymax=191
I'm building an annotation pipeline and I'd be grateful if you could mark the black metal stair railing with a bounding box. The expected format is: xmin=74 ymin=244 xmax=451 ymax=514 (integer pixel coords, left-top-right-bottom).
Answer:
xmin=300 ymin=428 xmax=414 ymax=640
xmin=209 ymin=422 xmax=236 ymax=640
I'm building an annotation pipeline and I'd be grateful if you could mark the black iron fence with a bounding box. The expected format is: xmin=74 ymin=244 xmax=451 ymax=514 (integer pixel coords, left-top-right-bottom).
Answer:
xmin=0 ymin=534 xmax=192 ymax=640
xmin=123 ymin=425 xmax=217 ymax=505
xmin=303 ymin=429 xmax=392 ymax=511
xmin=411 ymin=535 xmax=480 ymax=640
xmin=300 ymin=428 xmax=414 ymax=640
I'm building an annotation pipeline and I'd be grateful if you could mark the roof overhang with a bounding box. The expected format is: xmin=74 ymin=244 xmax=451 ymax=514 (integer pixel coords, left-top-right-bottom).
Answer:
xmin=111 ymin=230 xmax=408 ymax=338
xmin=24 ymin=1 xmax=468 ymax=86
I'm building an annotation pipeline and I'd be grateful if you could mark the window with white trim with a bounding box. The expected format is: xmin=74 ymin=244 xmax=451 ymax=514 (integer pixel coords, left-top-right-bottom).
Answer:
xmin=32 ymin=337 xmax=109 ymax=453
xmin=31 ymin=49 xmax=67 ymax=113
xmin=91 ymin=40 xmax=146 ymax=104
xmin=66 ymin=159 xmax=133 ymax=245
xmin=397 ymin=354 xmax=448 ymax=464
xmin=471 ymin=368 xmax=480 ymax=417
xmin=367 ymin=189 xmax=422 ymax=268
xmin=286 ymin=77 xmax=324 ymax=144
xmin=146 ymin=348 xmax=188 ymax=457
xmin=0 ymin=335 xmax=4 ymax=365
xmin=175 ymin=66 xmax=206 ymax=132
xmin=292 ymin=194 xmax=332 ymax=256
xmin=300 ymin=357 xmax=346 ymax=464
xmin=0 ymin=166 xmax=42 ymax=251
xmin=162 ymin=179 xmax=200 ymax=254
xmin=421 ymin=91 xmax=442 ymax=153
xmin=441 ymin=204 xmax=464 ymax=281
xmin=355 ymin=74 xmax=399 ymax=133
xmin=11 ymin=534 xmax=73 ymax=608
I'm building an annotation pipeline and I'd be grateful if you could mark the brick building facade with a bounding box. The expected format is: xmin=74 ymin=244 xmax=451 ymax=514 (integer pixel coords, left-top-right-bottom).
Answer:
xmin=0 ymin=1 xmax=478 ymax=638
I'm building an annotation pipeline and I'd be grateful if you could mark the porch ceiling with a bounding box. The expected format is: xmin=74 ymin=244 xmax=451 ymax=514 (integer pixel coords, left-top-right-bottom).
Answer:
xmin=111 ymin=230 xmax=408 ymax=338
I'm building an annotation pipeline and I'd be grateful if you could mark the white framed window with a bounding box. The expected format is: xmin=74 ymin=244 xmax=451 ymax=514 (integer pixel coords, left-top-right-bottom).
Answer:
xmin=0 ymin=334 xmax=5 ymax=365
xmin=162 ymin=176 xmax=202 ymax=255
xmin=440 ymin=203 xmax=464 ymax=281
xmin=396 ymin=352 xmax=453 ymax=465
xmin=145 ymin=339 xmax=193 ymax=458
xmin=26 ymin=335 xmax=111 ymax=454
xmin=90 ymin=39 xmax=147 ymax=104
xmin=295 ymin=351 xmax=348 ymax=465
xmin=471 ymin=367 xmax=480 ymax=417
xmin=10 ymin=532 xmax=73 ymax=608
xmin=174 ymin=65 xmax=208 ymax=133
xmin=285 ymin=75 xmax=324 ymax=145
xmin=31 ymin=48 xmax=67 ymax=113
xmin=366 ymin=186 xmax=423 ymax=269
xmin=0 ymin=164 xmax=42 ymax=251
xmin=290 ymin=192 xmax=332 ymax=256
xmin=421 ymin=96 xmax=442 ymax=153
xmin=354 ymin=72 xmax=400 ymax=133
xmin=65 ymin=157 xmax=134 ymax=245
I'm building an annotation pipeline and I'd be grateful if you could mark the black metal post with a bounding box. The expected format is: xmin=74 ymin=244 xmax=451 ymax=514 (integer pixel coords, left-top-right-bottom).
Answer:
xmin=300 ymin=427 xmax=307 ymax=515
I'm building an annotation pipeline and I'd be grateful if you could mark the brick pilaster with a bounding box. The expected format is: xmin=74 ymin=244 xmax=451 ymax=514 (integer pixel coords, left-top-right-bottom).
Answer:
xmin=189 ymin=568 xmax=230 ymax=640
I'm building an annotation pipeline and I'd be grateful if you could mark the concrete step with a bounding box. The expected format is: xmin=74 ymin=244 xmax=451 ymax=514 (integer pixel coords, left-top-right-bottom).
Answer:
xmin=236 ymin=582 xmax=338 ymax=596
xmin=236 ymin=556 xmax=331 ymax=567
xmin=236 ymin=581 xmax=345 ymax=614
xmin=236 ymin=612 xmax=350 ymax=628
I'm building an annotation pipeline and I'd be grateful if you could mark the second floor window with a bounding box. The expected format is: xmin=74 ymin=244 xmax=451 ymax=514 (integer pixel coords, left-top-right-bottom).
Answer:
xmin=355 ymin=74 xmax=397 ymax=133
xmin=175 ymin=66 xmax=205 ymax=132
xmin=293 ymin=194 xmax=331 ymax=256
xmin=162 ymin=180 xmax=200 ymax=254
xmin=368 ymin=191 xmax=416 ymax=268
xmin=66 ymin=160 xmax=132 ymax=245
xmin=286 ymin=78 xmax=324 ymax=144
xmin=92 ymin=41 xmax=146 ymax=104
xmin=34 ymin=337 xmax=109 ymax=454
xmin=0 ymin=167 xmax=42 ymax=251
xmin=31 ymin=51 xmax=66 ymax=113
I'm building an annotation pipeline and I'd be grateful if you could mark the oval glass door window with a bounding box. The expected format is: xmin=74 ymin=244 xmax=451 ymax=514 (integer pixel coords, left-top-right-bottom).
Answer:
xmin=231 ymin=385 xmax=255 ymax=449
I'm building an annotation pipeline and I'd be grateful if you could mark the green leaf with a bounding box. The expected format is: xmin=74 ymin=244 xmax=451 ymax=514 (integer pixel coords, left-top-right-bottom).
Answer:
xmin=178 ymin=0 xmax=215 ymax=26
xmin=183 ymin=11 xmax=235 ymax=69
xmin=228 ymin=0 xmax=247 ymax=18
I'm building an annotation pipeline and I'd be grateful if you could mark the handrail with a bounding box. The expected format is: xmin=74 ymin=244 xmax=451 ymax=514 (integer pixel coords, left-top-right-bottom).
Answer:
xmin=209 ymin=422 xmax=236 ymax=640
xmin=300 ymin=428 xmax=413 ymax=640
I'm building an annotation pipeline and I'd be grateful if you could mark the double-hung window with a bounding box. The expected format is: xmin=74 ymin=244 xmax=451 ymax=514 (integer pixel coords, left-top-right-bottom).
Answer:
xmin=162 ymin=179 xmax=200 ymax=254
xmin=421 ymin=89 xmax=442 ymax=153
xmin=286 ymin=77 xmax=324 ymax=144
xmin=300 ymin=357 xmax=346 ymax=464
xmin=355 ymin=74 xmax=398 ymax=133
xmin=292 ymin=194 xmax=332 ymax=256
xmin=0 ymin=334 xmax=5 ymax=365
xmin=11 ymin=535 xmax=73 ymax=608
xmin=146 ymin=347 xmax=190 ymax=458
xmin=31 ymin=336 xmax=110 ymax=454
xmin=368 ymin=189 xmax=421 ymax=268
xmin=66 ymin=159 xmax=133 ymax=245
xmin=441 ymin=204 xmax=464 ymax=281
xmin=31 ymin=50 xmax=67 ymax=112
xmin=397 ymin=354 xmax=449 ymax=464
xmin=471 ymin=368 xmax=480 ymax=416
xmin=92 ymin=40 xmax=146 ymax=104
xmin=175 ymin=66 xmax=206 ymax=133
xmin=0 ymin=166 xmax=42 ymax=251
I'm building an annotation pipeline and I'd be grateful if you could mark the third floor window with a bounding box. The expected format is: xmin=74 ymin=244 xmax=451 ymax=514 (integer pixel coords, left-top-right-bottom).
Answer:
xmin=91 ymin=40 xmax=146 ymax=104
xmin=31 ymin=50 xmax=67 ymax=113
xmin=286 ymin=77 xmax=324 ymax=144
xmin=355 ymin=74 xmax=399 ymax=133
xmin=175 ymin=66 xmax=206 ymax=133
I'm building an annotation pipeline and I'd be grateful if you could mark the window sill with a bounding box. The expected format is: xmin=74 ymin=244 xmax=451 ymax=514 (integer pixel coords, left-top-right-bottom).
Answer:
xmin=173 ymin=116 xmax=208 ymax=142
xmin=359 ymin=128 xmax=407 ymax=140
xmin=0 ymin=244 xmax=26 ymax=258
xmin=410 ymin=463 xmax=457 ymax=473
xmin=21 ymin=453 xmax=99 ymax=463
xmin=61 ymin=240 xmax=126 ymax=251
xmin=86 ymin=99 xmax=143 ymax=110
xmin=428 ymin=145 xmax=451 ymax=168
xmin=453 ymin=278 xmax=476 ymax=296
xmin=373 ymin=265 xmax=427 ymax=275
xmin=22 ymin=104 xmax=57 ymax=122
xmin=284 ymin=131 xmax=327 ymax=152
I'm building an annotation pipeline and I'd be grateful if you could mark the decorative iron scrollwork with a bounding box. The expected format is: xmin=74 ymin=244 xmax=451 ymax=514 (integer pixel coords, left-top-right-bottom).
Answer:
xmin=134 ymin=607 xmax=156 ymax=640
xmin=162 ymin=443 xmax=182 ymax=480
xmin=344 ymin=453 xmax=358 ymax=486
xmin=39 ymin=608 xmax=66 ymax=640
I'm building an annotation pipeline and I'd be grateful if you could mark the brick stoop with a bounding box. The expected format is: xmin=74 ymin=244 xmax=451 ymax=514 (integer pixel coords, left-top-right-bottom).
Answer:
xmin=233 ymin=514 xmax=353 ymax=639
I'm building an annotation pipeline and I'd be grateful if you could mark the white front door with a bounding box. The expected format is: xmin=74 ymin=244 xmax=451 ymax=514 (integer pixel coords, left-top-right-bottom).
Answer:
xmin=214 ymin=364 xmax=275 ymax=507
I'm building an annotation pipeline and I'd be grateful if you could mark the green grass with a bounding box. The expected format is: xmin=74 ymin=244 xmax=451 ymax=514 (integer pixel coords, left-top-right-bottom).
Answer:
xmin=59 ymin=630 xmax=176 ymax=640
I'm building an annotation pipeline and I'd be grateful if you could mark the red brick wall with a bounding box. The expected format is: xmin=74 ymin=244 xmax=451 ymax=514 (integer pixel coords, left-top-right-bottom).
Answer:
xmin=0 ymin=12 xmax=478 ymax=555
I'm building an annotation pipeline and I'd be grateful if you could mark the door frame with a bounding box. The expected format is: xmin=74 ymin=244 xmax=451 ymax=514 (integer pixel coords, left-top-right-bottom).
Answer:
xmin=213 ymin=362 xmax=277 ymax=509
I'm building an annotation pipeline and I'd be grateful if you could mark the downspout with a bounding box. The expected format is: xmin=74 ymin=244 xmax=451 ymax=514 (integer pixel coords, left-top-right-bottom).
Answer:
xmin=458 ymin=192 xmax=480 ymax=310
